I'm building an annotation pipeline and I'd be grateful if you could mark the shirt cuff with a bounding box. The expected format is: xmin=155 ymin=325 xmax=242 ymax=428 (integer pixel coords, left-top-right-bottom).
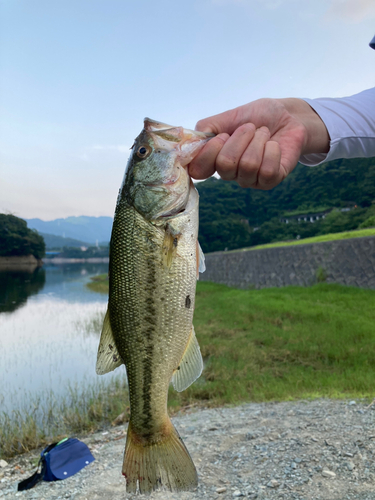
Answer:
xmin=299 ymin=88 xmax=375 ymax=166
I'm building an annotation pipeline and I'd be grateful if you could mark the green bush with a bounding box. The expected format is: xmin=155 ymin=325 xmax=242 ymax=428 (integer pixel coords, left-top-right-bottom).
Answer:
xmin=359 ymin=216 xmax=375 ymax=229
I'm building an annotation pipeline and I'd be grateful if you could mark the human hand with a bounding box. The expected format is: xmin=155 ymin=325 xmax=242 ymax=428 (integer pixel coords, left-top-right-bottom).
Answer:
xmin=189 ymin=98 xmax=329 ymax=189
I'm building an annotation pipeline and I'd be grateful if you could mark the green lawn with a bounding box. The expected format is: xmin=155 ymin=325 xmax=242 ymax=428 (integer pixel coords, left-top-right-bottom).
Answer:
xmin=173 ymin=282 xmax=375 ymax=406
xmin=87 ymin=276 xmax=375 ymax=405
xmin=239 ymin=227 xmax=375 ymax=252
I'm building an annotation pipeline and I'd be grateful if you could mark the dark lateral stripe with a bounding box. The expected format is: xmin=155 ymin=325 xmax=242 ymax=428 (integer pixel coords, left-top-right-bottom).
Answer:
xmin=141 ymin=253 xmax=158 ymax=428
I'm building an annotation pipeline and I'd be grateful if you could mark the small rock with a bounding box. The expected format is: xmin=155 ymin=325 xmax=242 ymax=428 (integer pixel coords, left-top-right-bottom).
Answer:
xmin=0 ymin=461 xmax=8 ymax=469
xmin=322 ymin=469 xmax=336 ymax=478
xmin=349 ymin=400 xmax=356 ymax=405
xmin=246 ymin=433 xmax=256 ymax=440
xmin=267 ymin=479 xmax=280 ymax=488
xmin=216 ymin=487 xmax=227 ymax=494
xmin=346 ymin=462 xmax=355 ymax=471
xmin=233 ymin=491 xmax=244 ymax=498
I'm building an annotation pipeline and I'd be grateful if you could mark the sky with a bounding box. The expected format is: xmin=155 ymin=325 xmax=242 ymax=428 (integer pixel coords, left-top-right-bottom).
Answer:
xmin=0 ymin=0 xmax=374 ymax=221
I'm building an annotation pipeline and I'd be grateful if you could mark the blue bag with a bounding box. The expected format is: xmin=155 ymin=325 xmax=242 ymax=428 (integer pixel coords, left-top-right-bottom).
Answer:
xmin=18 ymin=438 xmax=95 ymax=491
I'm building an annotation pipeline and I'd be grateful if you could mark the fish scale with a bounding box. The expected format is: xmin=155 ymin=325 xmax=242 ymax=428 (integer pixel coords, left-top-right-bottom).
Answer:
xmin=109 ymin=203 xmax=196 ymax=430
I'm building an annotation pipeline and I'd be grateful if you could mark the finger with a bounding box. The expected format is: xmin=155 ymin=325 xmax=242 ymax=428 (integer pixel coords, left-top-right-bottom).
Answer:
xmin=188 ymin=133 xmax=229 ymax=180
xmin=216 ymin=123 xmax=256 ymax=181
xmin=236 ymin=126 xmax=270 ymax=187
xmin=256 ymin=141 xmax=284 ymax=190
xmin=195 ymin=107 xmax=241 ymax=135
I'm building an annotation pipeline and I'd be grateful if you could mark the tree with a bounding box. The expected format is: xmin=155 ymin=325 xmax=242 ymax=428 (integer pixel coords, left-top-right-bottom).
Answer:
xmin=0 ymin=214 xmax=45 ymax=259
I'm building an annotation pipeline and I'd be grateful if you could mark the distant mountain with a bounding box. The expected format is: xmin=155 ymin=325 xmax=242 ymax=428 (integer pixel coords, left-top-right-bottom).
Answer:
xmin=40 ymin=232 xmax=91 ymax=250
xmin=26 ymin=216 xmax=113 ymax=245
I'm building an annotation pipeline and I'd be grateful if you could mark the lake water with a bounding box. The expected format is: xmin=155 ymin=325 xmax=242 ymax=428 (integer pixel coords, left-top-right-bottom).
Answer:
xmin=0 ymin=263 xmax=121 ymax=415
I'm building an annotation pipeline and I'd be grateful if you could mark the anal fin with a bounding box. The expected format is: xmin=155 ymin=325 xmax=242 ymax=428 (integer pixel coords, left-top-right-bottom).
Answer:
xmin=172 ymin=325 xmax=203 ymax=392
xmin=96 ymin=308 xmax=123 ymax=375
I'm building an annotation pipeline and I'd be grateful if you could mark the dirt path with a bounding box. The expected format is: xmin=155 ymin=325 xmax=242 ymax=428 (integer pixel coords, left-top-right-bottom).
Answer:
xmin=2 ymin=399 xmax=375 ymax=500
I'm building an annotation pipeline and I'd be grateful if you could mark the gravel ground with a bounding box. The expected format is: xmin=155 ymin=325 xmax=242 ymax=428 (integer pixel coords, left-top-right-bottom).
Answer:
xmin=1 ymin=399 xmax=375 ymax=500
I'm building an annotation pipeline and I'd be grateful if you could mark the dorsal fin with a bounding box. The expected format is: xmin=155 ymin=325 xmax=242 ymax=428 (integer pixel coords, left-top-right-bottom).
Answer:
xmin=172 ymin=326 xmax=203 ymax=392
xmin=96 ymin=309 xmax=123 ymax=375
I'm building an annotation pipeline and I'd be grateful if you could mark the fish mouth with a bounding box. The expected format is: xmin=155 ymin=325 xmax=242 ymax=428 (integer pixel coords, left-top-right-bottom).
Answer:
xmin=143 ymin=118 xmax=215 ymax=165
xmin=144 ymin=118 xmax=214 ymax=139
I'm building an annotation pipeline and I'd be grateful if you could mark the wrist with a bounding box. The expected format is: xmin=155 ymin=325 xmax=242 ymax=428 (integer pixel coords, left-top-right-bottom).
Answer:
xmin=278 ymin=98 xmax=330 ymax=156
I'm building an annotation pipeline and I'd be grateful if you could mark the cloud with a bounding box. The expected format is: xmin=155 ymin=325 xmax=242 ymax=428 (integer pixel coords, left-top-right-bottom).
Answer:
xmin=325 ymin=0 xmax=375 ymax=22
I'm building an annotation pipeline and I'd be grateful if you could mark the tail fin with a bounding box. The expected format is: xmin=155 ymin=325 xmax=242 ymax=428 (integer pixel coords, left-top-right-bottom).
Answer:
xmin=123 ymin=420 xmax=198 ymax=494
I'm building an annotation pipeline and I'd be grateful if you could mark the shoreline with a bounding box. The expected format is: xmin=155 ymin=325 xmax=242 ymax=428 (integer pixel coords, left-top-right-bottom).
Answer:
xmin=0 ymin=255 xmax=42 ymax=270
xmin=42 ymin=257 xmax=109 ymax=264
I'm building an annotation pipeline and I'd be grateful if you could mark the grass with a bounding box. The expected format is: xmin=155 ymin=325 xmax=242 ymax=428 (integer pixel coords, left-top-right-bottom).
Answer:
xmin=86 ymin=276 xmax=375 ymax=404
xmin=180 ymin=282 xmax=375 ymax=405
xmin=3 ymin=279 xmax=375 ymax=459
xmin=86 ymin=273 xmax=109 ymax=294
xmin=0 ymin=376 xmax=130 ymax=460
xmin=240 ymin=227 xmax=375 ymax=252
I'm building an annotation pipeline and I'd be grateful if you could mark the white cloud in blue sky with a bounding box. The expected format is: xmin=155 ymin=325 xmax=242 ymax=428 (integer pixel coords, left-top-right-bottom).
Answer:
xmin=325 ymin=0 xmax=375 ymax=22
xmin=0 ymin=0 xmax=374 ymax=219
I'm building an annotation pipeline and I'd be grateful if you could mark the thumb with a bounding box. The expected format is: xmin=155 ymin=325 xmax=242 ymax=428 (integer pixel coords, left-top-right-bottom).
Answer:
xmin=195 ymin=107 xmax=241 ymax=135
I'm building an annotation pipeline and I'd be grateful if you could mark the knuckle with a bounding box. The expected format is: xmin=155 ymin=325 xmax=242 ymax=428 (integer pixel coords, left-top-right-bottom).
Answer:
xmin=260 ymin=167 xmax=278 ymax=184
xmin=212 ymin=134 xmax=228 ymax=148
xmin=195 ymin=119 xmax=210 ymax=132
xmin=216 ymin=153 xmax=237 ymax=172
xmin=237 ymin=123 xmax=256 ymax=135
xmin=237 ymin=177 xmax=253 ymax=189
xmin=257 ymin=126 xmax=271 ymax=138
xmin=239 ymin=157 xmax=260 ymax=174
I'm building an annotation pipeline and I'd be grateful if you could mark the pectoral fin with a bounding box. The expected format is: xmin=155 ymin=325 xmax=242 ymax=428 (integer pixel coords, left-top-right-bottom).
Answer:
xmin=196 ymin=241 xmax=206 ymax=279
xmin=198 ymin=241 xmax=206 ymax=273
xmin=162 ymin=224 xmax=181 ymax=269
xmin=172 ymin=325 xmax=203 ymax=392
xmin=96 ymin=309 xmax=123 ymax=375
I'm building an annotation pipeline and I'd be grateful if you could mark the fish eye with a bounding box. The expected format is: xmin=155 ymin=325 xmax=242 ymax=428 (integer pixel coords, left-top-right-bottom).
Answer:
xmin=136 ymin=145 xmax=151 ymax=159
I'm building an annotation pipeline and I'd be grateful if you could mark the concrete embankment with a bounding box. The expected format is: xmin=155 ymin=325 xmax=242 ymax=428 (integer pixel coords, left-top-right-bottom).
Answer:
xmin=201 ymin=236 xmax=375 ymax=289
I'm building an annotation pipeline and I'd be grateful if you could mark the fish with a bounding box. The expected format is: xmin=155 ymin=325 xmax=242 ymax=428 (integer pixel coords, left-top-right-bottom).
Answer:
xmin=95 ymin=118 xmax=212 ymax=494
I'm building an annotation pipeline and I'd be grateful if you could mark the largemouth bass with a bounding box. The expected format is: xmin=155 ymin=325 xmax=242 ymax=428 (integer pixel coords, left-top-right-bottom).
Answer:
xmin=96 ymin=118 xmax=211 ymax=494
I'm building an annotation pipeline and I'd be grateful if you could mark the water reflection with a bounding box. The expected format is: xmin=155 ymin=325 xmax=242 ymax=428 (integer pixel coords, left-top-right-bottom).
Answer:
xmin=0 ymin=267 xmax=46 ymax=313
xmin=0 ymin=263 xmax=113 ymax=415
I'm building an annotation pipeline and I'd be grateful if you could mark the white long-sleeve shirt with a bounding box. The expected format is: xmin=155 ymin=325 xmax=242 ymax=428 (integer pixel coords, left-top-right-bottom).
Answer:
xmin=299 ymin=87 xmax=375 ymax=166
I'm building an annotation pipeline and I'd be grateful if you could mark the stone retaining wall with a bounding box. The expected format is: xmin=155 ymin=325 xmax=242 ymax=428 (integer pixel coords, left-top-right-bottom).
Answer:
xmin=201 ymin=236 xmax=375 ymax=289
xmin=0 ymin=255 xmax=41 ymax=269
